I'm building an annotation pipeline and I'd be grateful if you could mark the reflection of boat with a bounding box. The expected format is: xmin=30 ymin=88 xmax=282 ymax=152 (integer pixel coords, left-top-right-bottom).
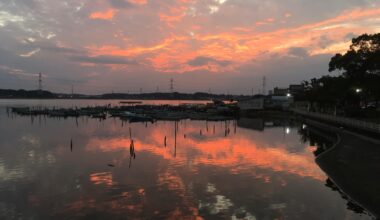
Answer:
xmin=237 ymin=118 xmax=264 ymax=131
xmin=206 ymin=116 xmax=234 ymax=121
xmin=129 ymin=115 xmax=154 ymax=123
xmin=120 ymin=111 xmax=154 ymax=123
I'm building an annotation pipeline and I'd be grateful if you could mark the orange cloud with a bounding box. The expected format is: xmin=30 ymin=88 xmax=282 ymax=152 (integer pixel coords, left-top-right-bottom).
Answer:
xmin=85 ymin=7 xmax=380 ymax=73
xmin=89 ymin=9 xmax=117 ymax=20
xmin=129 ymin=0 xmax=147 ymax=5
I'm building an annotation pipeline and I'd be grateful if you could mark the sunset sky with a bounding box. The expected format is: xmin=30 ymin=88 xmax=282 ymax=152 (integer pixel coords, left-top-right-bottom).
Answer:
xmin=0 ymin=0 xmax=379 ymax=94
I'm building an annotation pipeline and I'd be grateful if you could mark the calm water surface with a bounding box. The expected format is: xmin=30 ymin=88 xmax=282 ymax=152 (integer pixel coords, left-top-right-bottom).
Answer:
xmin=0 ymin=100 xmax=373 ymax=219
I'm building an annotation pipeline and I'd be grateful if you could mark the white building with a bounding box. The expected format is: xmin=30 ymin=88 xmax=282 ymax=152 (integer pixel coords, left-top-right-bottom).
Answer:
xmin=238 ymin=97 xmax=265 ymax=110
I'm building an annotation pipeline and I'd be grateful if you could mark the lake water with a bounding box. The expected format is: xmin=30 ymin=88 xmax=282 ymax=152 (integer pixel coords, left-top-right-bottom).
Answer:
xmin=0 ymin=100 xmax=373 ymax=219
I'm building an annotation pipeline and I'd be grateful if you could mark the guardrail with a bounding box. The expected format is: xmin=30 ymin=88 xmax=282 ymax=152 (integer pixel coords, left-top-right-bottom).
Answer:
xmin=292 ymin=109 xmax=380 ymax=134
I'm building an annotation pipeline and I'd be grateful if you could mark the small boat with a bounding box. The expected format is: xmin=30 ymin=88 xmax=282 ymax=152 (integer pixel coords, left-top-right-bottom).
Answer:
xmin=49 ymin=110 xmax=66 ymax=117
xmin=119 ymin=111 xmax=153 ymax=123
xmin=265 ymin=121 xmax=274 ymax=126
xmin=91 ymin=112 xmax=106 ymax=119
xmin=119 ymin=101 xmax=143 ymax=104
xmin=119 ymin=111 xmax=138 ymax=118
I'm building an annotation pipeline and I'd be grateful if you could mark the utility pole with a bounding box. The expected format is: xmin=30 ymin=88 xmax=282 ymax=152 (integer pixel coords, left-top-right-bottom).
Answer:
xmin=170 ymin=78 xmax=174 ymax=93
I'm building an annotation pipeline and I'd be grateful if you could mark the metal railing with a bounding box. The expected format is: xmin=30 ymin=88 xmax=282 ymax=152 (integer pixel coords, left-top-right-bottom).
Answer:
xmin=293 ymin=109 xmax=380 ymax=134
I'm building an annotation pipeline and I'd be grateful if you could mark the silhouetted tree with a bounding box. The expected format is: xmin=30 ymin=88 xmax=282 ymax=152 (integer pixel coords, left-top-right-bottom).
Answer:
xmin=329 ymin=33 xmax=380 ymax=106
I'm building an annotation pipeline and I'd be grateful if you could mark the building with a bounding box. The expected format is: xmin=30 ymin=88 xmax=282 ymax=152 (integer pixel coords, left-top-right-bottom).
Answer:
xmin=289 ymin=84 xmax=305 ymax=95
xmin=238 ymin=96 xmax=265 ymax=111
xmin=267 ymin=96 xmax=294 ymax=110
xmin=273 ymin=87 xmax=289 ymax=96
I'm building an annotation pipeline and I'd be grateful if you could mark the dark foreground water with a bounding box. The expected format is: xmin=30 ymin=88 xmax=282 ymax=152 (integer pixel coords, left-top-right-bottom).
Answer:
xmin=0 ymin=100 xmax=374 ymax=219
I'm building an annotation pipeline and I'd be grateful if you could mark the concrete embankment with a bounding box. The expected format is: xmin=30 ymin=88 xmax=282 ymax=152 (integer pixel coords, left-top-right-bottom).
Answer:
xmin=306 ymin=118 xmax=380 ymax=219
xmin=293 ymin=109 xmax=380 ymax=138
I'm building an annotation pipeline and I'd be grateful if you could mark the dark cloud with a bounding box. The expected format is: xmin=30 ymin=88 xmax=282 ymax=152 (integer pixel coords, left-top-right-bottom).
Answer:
xmin=70 ymin=55 xmax=137 ymax=65
xmin=108 ymin=0 xmax=134 ymax=8
xmin=318 ymin=35 xmax=334 ymax=49
xmin=287 ymin=47 xmax=309 ymax=58
xmin=22 ymin=43 xmax=85 ymax=55
xmin=345 ymin=32 xmax=357 ymax=40
xmin=187 ymin=56 xmax=232 ymax=67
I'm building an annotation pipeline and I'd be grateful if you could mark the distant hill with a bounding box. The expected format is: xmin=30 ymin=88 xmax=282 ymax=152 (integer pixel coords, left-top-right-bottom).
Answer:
xmin=0 ymin=89 xmax=250 ymax=100
xmin=0 ymin=89 xmax=56 ymax=98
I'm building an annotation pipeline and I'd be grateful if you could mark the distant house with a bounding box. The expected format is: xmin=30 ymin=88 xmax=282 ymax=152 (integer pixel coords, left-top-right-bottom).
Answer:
xmin=273 ymin=87 xmax=289 ymax=96
xmin=289 ymin=84 xmax=305 ymax=95
xmin=267 ymin=96 xmax=294 ymax=110
xmin=238 ymin=96 xmax=265 ymax=111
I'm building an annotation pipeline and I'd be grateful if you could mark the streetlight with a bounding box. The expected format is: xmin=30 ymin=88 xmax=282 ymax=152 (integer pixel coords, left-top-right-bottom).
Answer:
xmin=355 ymin=88 xmax=362 ymax=93
xmin=286 ymin=93 xmax=292 ymax=97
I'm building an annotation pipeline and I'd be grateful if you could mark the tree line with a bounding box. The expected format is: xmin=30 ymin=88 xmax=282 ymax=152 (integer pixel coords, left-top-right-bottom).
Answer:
xmin=299 ymin=33 xmax=380 ymax=117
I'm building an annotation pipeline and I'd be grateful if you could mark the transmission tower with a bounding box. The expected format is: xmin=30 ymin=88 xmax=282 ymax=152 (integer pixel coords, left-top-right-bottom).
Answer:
xmin=262 ymin=76 xmax=266 ymax=95
xmin=170 ymin=78 xmax=174 ymax=93
xmin=38 ymin=73 xmax=42 ymax=92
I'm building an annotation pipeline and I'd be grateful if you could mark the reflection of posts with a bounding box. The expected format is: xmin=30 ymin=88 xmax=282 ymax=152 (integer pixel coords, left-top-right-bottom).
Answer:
xmin=129 ymin=140 xmax=136 ymax=168
xmin=128 ymin=128 xmax=136 ymax=168
xmin=174 ymin=121 xmax=177 ymax=157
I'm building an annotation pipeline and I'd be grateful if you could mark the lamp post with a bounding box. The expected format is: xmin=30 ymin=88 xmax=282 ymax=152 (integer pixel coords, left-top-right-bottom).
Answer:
xmin=355 ymin=88 xmax=363 ymax=108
